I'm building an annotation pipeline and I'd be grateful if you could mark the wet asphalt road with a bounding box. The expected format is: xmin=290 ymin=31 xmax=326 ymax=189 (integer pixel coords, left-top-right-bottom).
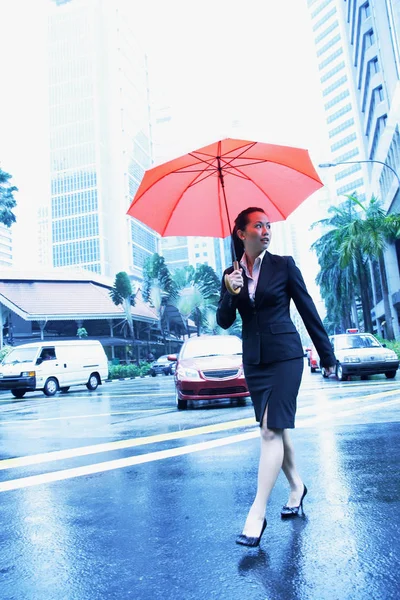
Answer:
xmin=0 ymin=364 xmax=399 ymax=600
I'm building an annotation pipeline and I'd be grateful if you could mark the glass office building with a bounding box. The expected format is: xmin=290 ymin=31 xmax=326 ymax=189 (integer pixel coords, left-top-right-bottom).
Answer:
xmin=308 ymin=0 xmax=368 ymax=201
xmin=48 ymin=0 xmax=156 ymax=280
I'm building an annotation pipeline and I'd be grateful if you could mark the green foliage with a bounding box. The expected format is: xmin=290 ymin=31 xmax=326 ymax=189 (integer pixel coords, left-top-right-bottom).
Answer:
xmin=0 ymin=168 xmax=17 ymax=227
xmin=110 ymin=272 xmax=135 ymax=306
xmin=375 ymin=336 xmax=400 ymax=359
xmin=107 ymin=363 xmax=143 ymax=379
xmin=142 ymin=254 xmax=176 ymax=303
xmin=193 ymin=264 xmax=220 ymax=301
xmin=139 ymin=363 xmax=151 ymax=377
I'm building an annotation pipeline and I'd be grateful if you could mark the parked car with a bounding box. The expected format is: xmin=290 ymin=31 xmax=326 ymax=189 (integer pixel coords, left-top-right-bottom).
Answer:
xmin=149 ymin=355 xmax=174 ymax=376
xmin=0 ymin=340 xmax=108 ymax=398
xmin=329 ymin=332 xmax=399 ymax=381
xmin=169 ymin=334 xmax=250 ymax=410
xmin=308 ymin=345 xmax=321 ymax=373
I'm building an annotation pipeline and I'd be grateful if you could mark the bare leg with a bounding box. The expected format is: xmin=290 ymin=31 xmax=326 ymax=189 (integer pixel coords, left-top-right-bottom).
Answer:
xmin=282 ymin=429 xmax=304 ymax=507
xmin=242 ymin=407 xmax=284 ymax=537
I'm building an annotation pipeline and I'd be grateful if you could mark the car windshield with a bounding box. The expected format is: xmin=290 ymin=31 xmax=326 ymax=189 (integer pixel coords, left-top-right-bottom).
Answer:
xmin=334 ymin=335 xmax=381 ymax=351
xmin=2 ymin=347 xmax=39 ymax=365
xmin=181 ymin=337 xmax=242 ymax=359
xmin=156 ymin=356 xmax=169 ymax=363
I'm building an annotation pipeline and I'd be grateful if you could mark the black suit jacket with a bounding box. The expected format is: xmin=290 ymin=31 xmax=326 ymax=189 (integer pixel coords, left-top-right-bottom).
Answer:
xmin=217 ymin=252 xmax=336 ymax=367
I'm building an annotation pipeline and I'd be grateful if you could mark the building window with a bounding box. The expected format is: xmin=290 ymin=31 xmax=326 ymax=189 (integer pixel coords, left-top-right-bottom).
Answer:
xmin=322 ymin=75 xmax=348 ymax=96
xmin=365 ymin=29 xmax=375 ymax=48
xmin=328 ymin=118 xmax=355 ymax=138
xmin=315 ymin=20 xmax=339 ymax=44
xmin=327 ymin=103 xmax=352 ymax=124
xmin=362 ymin=2 xmax=371 ymax=19
xmin=335 ymin=164 xmax=362 ymax=181
xmin=316 ymin=34 xmax=341 ymax=57
xmin=369 ymin=115 xmax=387 ymax=159
xmin=337 ymin=178 xmax=364 ymax=195
xmin=318 ymin=48 xmax=344 ymax=70
xmin=366 ymin=86 xmax=384 ymax=137
xmin=335 ymin=147 xmax=360 ymax=162
xmin=313 ymin=7 xmax=337 ymax=32
xmin=311 ymin=0 xmax=334 ymax=19
xmin=330 ymin=132 xmax=357 ymax=152
xmin=320 ymin=61 xmax=345 ymax=84
xmin=324 ymin=89 xmax=350 ymax=110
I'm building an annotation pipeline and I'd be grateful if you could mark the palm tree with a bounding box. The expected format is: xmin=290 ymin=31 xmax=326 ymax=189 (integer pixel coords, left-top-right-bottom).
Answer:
xmin=351 ymin=195 xmax=400 ymax=340
xmin=143 ymin=254 xmax=178 ymax=348
xmin=311 ymin=199 xmax=371 ymax=332
xmin=109 ymin=272 xmax=136 ymax=347
xmin=0 ymin=168 xmax=17 ymax=227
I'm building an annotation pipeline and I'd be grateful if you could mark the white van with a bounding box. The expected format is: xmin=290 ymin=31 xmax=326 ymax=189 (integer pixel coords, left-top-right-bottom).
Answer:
xmin=0 ymin=340 xmax=109 ymax=398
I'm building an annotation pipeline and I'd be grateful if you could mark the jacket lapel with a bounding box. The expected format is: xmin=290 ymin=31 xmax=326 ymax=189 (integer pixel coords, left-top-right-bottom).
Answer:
xmin=254 ymin=252 xmax=274 ymax=307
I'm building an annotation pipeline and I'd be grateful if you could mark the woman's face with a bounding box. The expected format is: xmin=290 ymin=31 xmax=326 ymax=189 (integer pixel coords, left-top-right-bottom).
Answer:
xmin=238 ymin=211 xmax=271 ymax=256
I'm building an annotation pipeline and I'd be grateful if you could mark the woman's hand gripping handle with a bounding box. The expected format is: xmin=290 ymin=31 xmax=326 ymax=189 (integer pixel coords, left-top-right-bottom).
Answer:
xmin=224 ymin=261 xmax=244 ymax=295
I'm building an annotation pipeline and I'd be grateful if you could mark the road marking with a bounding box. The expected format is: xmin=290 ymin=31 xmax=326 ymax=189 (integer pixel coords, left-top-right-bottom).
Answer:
xmin=0 ymin=431 xmax=259 ymax=493
xmin=0 ymin=395 xmax=399 ymax=492
xmin=1 ymin=396 xmax=399 ymax=493
xmin=0 ymin=417 xmax=255 ymax=470
xmin=0 ymin=409 xmax=173 ymax=425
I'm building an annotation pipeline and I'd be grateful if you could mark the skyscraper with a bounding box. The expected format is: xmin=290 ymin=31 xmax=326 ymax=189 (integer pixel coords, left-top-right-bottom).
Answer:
xmin=308 ymin=0 xmax=400 ymax=337
xmin=47 ymin=0 xmax=157 ymax=281
xmin=308 ymin=0 xmax=368 ymax=201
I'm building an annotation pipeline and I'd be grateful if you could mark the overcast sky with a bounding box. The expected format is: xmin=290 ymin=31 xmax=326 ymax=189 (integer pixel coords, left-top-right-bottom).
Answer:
xmin=0 ymin=0 xmax=330 ymax=273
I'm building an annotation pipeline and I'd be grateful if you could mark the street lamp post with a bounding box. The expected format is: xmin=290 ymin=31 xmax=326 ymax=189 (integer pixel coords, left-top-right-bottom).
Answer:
xmin=318 ymin=160 xmax=400 ymax=187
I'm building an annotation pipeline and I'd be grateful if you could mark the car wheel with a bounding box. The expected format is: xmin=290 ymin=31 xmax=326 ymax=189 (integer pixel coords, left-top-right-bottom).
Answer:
xmin=43 ymin=377 xmax=59 ymax=396
xmin=385 ymin=371 xmax=396 ymax=379
xmin=310 ymin=366 xmax=316 ymax=373
xmin=237 ymin=397 xmax=247 ymax=406
xmin=60 ymin=387 xmax=70 ymax=393
xmin=176 ymin=391 xmax=187 ymax=410
xmin=336 ymin=363 xmax=347 ymax=382
xmin=11 ymin=389 xmax=26 ymax=399
xmin=150 ymin=371 xmax=156 ymax=377
xmin=86 ymin=373 xmax=99 ymax=391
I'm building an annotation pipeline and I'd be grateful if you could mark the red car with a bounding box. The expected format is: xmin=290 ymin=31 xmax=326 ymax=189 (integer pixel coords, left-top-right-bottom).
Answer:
xmin=308 ymin=345 xmax=320 ymax=373
xmin=169 ymin=334 xmax=249 ymax=410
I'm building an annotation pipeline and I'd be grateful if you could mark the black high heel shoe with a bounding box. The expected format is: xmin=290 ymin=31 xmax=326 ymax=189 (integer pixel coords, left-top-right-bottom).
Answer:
xmin=236 ymin=518 xmax=267 ymax=547
xmin=281 ymin=484 xmax=308 ymax=519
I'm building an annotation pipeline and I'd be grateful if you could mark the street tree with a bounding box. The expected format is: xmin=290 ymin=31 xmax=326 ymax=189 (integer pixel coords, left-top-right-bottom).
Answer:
xmin=109 ymin=271 xmax=136 ymax=346
xmin=311 ymin=198 xmax=373 ymax=333
xmin=0 ymin=167 xmax=17 ymax=227
xmin=143 ymin=254 xmax=177 ymax=347
xmin=351 ymin=195 xmax=400 ymax=340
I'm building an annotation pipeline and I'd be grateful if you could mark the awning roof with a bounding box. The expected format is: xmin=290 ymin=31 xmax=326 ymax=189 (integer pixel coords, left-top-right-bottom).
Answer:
xmin=0 ymin=278 xmax=158 ymax=323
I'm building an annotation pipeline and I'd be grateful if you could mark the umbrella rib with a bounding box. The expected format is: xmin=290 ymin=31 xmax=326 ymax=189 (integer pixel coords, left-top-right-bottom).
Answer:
xmin=160 ymin=163 xmax=216 ymax=235
xmin=226 ymin=164 xmax=287 ymax=219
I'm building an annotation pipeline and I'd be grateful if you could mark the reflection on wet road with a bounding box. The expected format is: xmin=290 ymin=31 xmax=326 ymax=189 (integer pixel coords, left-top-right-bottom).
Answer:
xmin=0 ymin=365 xmax=399 ymax=599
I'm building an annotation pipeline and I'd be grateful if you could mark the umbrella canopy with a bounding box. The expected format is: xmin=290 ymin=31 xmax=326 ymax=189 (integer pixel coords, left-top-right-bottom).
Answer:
xmin=127 ymin=138 xmax=323 ymax=240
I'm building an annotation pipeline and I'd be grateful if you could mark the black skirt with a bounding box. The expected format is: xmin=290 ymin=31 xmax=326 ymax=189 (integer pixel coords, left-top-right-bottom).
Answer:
xmin=243 ymin=358 xmax=304 ymax=429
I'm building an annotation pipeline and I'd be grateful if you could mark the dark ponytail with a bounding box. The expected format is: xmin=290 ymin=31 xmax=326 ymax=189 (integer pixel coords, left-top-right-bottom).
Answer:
xmin=231 ymin=207 xmax=266 ymax=260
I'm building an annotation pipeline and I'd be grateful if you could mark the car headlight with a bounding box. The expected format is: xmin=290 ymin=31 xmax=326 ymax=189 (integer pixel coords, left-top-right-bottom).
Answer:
xmin=342 ymin=356 xmax=361 ymax=363
xmin=21 ymin=371 xmax=35 ymax=377
xmin=384 ymin=352 xmax=397 ymax=360
xmin=177 ymin=366 xmax=201 ymax=380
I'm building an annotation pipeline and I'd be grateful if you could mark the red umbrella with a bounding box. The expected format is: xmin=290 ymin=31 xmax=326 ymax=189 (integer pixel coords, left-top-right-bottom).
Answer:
xmin=127 ymin=138 xmax=323 ymax=286
xmin=128 ymin=137 xmax=322 ymax=235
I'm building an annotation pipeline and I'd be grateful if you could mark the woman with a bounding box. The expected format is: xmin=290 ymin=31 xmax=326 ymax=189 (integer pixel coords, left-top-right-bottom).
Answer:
xmin=216 ymin=207 xmax=336 ymax=547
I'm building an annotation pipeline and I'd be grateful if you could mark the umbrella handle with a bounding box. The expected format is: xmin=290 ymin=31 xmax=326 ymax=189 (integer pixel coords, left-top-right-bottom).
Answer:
xmin=224 ymin=260 xmax=241 ymax=295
